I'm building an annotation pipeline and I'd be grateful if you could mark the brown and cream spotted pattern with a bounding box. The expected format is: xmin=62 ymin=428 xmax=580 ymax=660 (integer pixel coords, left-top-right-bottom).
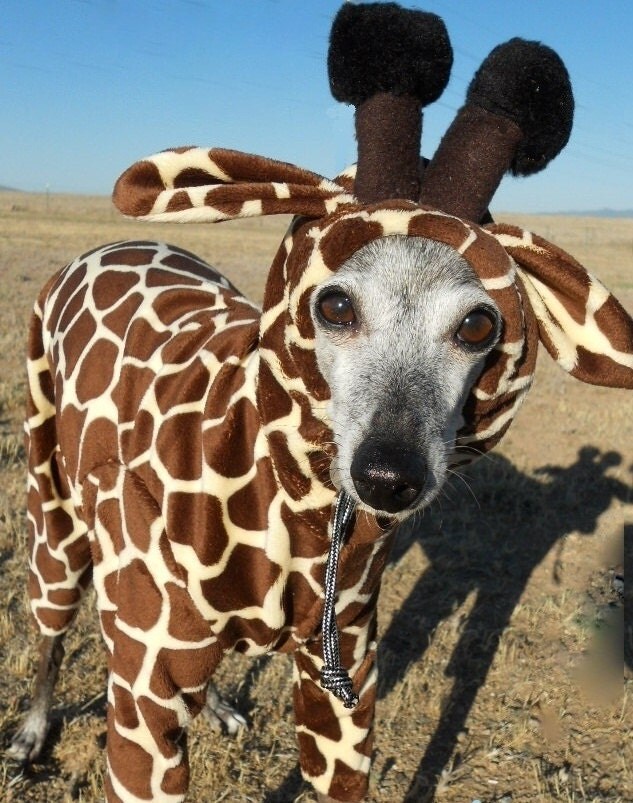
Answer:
xmin=25 ymin=147 xmax=633 ymax=802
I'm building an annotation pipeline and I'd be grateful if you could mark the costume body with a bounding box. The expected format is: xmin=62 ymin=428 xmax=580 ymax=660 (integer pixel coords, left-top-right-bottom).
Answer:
xmin=27 ymin=238 xmax=391 ymax=800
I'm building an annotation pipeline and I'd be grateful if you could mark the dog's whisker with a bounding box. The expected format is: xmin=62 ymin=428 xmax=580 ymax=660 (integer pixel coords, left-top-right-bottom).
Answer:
xmin=444 ymin=468 xmax=481 ymax=509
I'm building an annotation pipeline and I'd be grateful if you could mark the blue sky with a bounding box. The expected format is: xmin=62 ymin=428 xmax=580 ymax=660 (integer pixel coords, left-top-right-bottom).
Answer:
xmin=3 ymin=0 xmax=633 ymax=213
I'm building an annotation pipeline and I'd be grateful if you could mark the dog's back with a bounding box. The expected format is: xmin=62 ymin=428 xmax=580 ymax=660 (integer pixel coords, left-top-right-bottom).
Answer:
xmin=25 ymin=240 xmax=260 ymax=636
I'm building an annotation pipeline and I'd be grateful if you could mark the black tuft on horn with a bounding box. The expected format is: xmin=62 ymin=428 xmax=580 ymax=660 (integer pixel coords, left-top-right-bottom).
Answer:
xmin=328 ymin=2 xmax=452 ymax=107
xmin=328 ymin=2 xmax=452 ymax=203
xmin=468 ymin=38 xmax=574 ymax=176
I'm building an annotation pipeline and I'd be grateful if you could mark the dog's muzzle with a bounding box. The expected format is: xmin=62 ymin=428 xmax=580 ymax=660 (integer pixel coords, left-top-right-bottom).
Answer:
xmin=350 ymin=439 xmax=427 ymax=514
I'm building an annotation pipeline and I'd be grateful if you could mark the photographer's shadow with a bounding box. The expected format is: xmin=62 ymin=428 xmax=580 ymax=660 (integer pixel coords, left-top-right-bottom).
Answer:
xmin=380 ymin=445 xmax=629 ymax=802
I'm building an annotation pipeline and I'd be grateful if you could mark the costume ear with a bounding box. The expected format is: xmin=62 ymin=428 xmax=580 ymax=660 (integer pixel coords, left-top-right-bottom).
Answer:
xmin=113 ymin=146 xmax=355 ymax=222
xmin=490 ymin=224 xmax=633 ymax=389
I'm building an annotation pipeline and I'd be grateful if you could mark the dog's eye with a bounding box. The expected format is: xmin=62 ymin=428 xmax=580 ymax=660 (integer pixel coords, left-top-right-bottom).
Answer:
xmin=317 ymin=290 xmax=356 ymax=326
xmin=456 ymin=308 xmax=498 ymax=348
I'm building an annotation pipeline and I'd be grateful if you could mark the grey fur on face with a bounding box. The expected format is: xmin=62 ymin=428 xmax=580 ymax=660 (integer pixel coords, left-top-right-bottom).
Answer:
xmin=311 ymin=235 xmax=501 ymax=519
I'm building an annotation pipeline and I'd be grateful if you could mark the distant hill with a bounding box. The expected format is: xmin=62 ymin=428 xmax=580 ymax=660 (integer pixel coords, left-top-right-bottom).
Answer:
xmin=0 ymin=185 xmax=630 ymax=218
xmin=549 ymin=208 xmax=633 ymax=219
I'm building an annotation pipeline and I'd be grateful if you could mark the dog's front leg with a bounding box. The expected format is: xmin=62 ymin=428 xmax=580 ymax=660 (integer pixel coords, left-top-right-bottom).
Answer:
xmin=88 ymin=466 xmax=225 ymax=802
xmin=292 ymin=612 xmax=378 ymax=803
xmin=102 ymin=558 xmax=225 ymax=802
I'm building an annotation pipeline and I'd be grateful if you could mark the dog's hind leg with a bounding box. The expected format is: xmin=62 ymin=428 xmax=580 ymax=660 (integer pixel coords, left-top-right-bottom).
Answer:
xmin=10 ymin=292 xmax=92 ymax=762
xmin=8 ymin=633 xmax=65 ymax=762
xmin=202 ymin=682 xmax=247 ymax=735
xmin=23 ymin=288 xmax=93 ymax=632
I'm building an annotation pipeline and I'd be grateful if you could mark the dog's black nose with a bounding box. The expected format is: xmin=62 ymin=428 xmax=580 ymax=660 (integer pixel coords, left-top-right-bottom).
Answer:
xmin=350 ymin=440 xmax=427 ymax=514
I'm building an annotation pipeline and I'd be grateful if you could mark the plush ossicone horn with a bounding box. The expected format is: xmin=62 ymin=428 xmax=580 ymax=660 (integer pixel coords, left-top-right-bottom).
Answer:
xmin=419 ymin=38 xmax=574 ymax=221
xmin=328 ymin=1 xmax=452 ymax=203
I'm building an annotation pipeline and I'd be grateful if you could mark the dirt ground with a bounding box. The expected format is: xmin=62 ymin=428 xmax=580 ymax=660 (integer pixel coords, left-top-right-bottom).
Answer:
xmin=0 ymin=192 xmax=630 ymax=802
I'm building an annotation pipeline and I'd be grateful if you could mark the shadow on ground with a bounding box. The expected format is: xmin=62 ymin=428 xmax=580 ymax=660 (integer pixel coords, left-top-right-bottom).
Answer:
xmin=381 ymin=445 xmax=629 ymax=802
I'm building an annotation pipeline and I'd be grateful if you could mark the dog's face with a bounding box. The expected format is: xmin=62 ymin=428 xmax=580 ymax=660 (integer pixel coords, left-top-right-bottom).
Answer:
xmin=311 ymin=235 xmax=502 ymax=519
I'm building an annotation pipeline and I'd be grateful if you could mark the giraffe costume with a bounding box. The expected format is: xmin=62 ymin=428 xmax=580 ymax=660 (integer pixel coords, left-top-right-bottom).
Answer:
xmin=19 ymin=4 xmax=633 ymax=802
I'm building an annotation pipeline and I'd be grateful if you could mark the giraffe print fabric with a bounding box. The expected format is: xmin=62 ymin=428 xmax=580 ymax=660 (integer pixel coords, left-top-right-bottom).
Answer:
xmin=24 ymin=145 xmax=633 ymax=802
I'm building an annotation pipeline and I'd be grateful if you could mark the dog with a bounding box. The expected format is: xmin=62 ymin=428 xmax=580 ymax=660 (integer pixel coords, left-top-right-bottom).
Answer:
xmin=6 ymin=228 xmax=502 ymax=802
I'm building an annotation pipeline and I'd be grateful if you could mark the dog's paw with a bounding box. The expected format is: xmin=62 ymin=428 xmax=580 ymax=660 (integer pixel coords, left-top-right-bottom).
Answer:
xmin=202 ymin=682 xmax=247 ymax=735
xmin=7 ymin=708 xmax=49 ymax=763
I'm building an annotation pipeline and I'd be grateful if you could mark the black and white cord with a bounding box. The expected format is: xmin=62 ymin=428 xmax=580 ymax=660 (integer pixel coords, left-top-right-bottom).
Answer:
xmin=320 ymin=489 xmax=359 ymax=709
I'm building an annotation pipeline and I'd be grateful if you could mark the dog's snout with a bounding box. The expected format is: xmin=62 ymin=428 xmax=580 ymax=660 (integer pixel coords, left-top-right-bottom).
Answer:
xmin=350 ymin=440 xmax=427 ymax=514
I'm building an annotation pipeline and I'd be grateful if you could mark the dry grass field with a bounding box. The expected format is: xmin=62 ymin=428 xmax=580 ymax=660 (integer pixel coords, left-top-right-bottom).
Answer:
xmin=0 ymin=192 xmax=630 ymax=802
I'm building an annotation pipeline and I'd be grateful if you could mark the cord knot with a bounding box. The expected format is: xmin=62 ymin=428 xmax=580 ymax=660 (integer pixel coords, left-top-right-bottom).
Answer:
xmin=320 ymin=665 xmax=359 ymax=709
